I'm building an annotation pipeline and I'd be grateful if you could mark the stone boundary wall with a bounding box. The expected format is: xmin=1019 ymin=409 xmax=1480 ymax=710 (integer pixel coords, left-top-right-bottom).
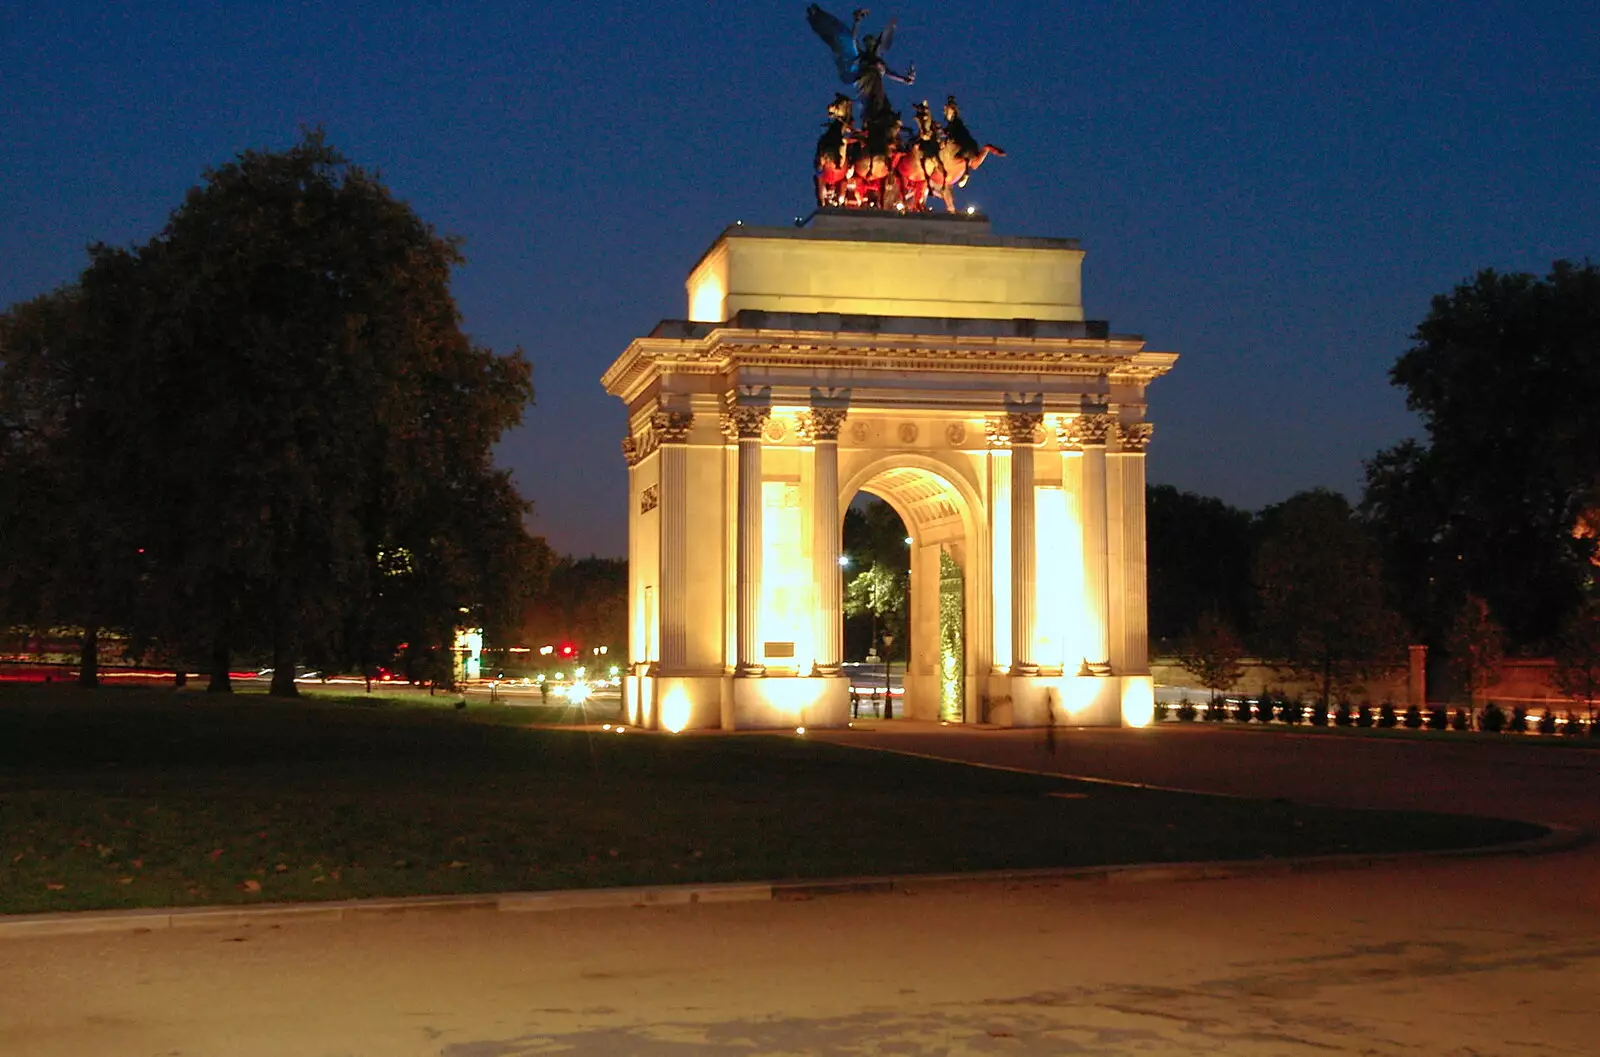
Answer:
xmin=1152 ymin=656 xmax=1579 ymax=709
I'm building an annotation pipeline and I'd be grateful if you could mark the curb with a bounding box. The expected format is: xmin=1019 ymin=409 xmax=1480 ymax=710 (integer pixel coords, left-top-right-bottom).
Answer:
xmin=0 ymin=824 xmax=1586 ymax=940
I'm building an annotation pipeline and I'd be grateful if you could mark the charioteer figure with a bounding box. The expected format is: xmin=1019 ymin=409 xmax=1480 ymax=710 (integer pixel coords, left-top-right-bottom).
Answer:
xmin=805 ymin=5 xmax=915 ymax=133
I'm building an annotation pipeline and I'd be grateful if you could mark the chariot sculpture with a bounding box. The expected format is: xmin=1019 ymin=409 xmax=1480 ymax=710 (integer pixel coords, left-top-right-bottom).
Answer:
xmin=805 ymin=5 xmax=1005 ymax=212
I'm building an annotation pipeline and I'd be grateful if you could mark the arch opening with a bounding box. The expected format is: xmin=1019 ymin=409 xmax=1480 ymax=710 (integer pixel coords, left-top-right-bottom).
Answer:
xmin=842 ymin=463 xmax=976 ymax=723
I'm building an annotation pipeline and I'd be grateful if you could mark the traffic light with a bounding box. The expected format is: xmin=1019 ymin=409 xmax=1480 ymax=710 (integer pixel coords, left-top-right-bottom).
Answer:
xmin=558 ymin=642 xmax=577 ymax=659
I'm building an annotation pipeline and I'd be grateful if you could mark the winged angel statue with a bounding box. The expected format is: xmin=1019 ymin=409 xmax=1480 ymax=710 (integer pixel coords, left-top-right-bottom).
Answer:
xmin=804 ymin=5 xmax=1004 ymax=213
xmin=805 ymin=4 xmax=916 ymax=130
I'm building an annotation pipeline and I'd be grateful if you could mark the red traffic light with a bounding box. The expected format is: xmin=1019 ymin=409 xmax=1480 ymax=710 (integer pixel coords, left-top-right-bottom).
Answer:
xmin=559 ymin=643 xmax=577 ymax=658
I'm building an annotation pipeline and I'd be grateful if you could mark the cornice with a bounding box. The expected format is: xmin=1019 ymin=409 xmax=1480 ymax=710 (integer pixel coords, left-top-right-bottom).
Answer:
xmin=601 ymin=328 xmax=1177 ymax=405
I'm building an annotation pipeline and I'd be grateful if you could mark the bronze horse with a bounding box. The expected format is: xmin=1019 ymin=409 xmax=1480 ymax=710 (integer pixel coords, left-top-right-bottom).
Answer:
xmin=814 ymin=93 xmax=856 ymax=207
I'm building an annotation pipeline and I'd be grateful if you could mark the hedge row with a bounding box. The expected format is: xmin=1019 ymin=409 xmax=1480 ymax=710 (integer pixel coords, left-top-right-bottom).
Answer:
xmin=1154 ymin=696 xmax=1600 ymax=737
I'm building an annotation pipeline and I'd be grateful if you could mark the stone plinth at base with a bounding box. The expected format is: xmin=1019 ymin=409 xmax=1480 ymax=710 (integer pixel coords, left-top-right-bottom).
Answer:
xmin=983 ymin=673 xmax=1154 ymax=728
xmin=625 ymin=673 xmax=851 ymax=732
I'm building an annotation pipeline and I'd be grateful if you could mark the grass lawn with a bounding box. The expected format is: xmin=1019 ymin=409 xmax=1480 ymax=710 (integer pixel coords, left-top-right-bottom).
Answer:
xmin=0 ymin=685 xmax=1544 ymax=915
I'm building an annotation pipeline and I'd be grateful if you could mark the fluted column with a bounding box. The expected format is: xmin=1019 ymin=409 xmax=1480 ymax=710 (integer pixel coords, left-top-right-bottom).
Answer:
xmin=653 ymin=411 xmax=693 ymax=673
xmin=1078 ymin=412 xmax=1113 ymax=674
xmin=728 ymin=403 xmax=771 ymax=676
xmin=1008 ymin=408 xmax=1043 ymax=677
xmin=1114 ymin=422 xmax=1153 ymax=673
xmin=805 ymin=406 xmax=848 ymax=675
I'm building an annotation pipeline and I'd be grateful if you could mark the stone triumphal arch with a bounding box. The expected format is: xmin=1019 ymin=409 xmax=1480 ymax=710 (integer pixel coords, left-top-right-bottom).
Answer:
xmin=602 ymin=211 xmax=1176 ymax=731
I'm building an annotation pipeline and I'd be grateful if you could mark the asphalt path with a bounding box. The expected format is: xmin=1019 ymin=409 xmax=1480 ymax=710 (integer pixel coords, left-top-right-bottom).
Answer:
xmin=3 ymin=724 xmax=1598 ymax=1056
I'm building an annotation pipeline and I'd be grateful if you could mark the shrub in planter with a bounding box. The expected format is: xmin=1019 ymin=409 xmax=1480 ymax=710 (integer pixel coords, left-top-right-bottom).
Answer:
xmin=1177 ymin=698 xmax=1198 ymax=722
xmin=1482 ymin=702 xmax=1506 ymax=732
xmin=1404 ymin=704 xmax=1424 ymax=729
xmin=1356 ymin=703 xmax=1375 ymax=728
xmin=1310 ymin=701 xmax=1329 ymax=726
xmin=1153 ymin=700 xmax=1170 ymax=722
xmin=1334 ymin=702 xmax=1353 ymax=726
xmin=1204 ymin=698 xmax=1225 ymax=721
xmin=1563 ymin=712 xmax=1585 ymax=737
xmin=1234 ymin=697 xmax=1254 ymax=723
xmin=1537 ymin=709 xmax=1557 ymax=735
xmin=1508 ymin=705 xmax=1529 ymax=733
xmin=1256 ymin=695 xmax=1275 ymax=724
xmin=1451 ymin=708 xmax=1470 ymax=731
xmin=1589 ymin=716 xmax=1600 ymax=739
xmin=1427 ymin=706 xmax=1448 ymax=730
xmin=1280 ymin=697 xmax=1303 ymax=724
xmin=1378 ymin=703 xmax=1397 ymax=728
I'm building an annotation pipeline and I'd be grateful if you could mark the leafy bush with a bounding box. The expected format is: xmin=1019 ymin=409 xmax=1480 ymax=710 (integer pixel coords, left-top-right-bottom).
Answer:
xmin=1404 ymin=705 xmax=1424 ymax=729
xmin=1255 ymin=696 xmax=1275 ymax=724
xmin=1153 ymin=700 xmax=1170 ymax=722
xmin=1451 ymin=708 xmax=1469 ymax=731
xmin=1177 ymin=698 xmax=1197 ymax=722
xmin=1356 ymin=704 xmax=1375 ymax=728
xmin=1537 ymin=709 xmax=1557 ymax=735
xmin=1563 ymin=712 xmax=1585 ymax=737
xmin=1509 ymin=705 xmax=1529 ymax=733
xmin=1334 ymin=702 xmax=1353 ymax=727
xmin=1310 ymin=701 xmax=1329 ymax=726
xmin=1377 ymin=703 xmax=1397 ymax=728
xmin=1235 ymin=697 xmax=1254 ymax=723
xmin=1482 ymin=702 xmax=1506 ymax=732
xmin=1427 ymin=706 xmax=1448 ymax=730
xmin=1280 ymin=697 xmax=1303 ymax=724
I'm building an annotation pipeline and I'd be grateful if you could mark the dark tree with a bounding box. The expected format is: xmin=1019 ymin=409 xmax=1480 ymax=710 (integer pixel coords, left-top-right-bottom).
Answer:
xmin=2 ymin=132 xmax=537 ymax=694
xmin=1172 ymin=610 xmax=1246 ymax=703
xmin=1146 ymin=484 xmax=1255 ymax=647
xmin=0 ymin=255 xmax=150 ymax=686
xmin=841 ymin=498 xmax=910 ymax=661
xmin=1370 ymin=261 xmax=1600 ymax=648
xmin=518 ymin=554 xmax=624 ymax=658
xmin=1552 ymin=600 xmax=1600 ymax=722
xmin=1254 ymin=489 xmax=1406 ymax=707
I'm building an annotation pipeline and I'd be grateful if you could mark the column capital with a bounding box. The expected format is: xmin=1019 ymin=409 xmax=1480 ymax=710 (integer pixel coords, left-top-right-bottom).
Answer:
xmin=649 ymin=410 xmax=694 ymax=445
xmin=1115 ymin=421 xmax=1154 ymax=453
xmin=797 ymin=406 xmax=848 ymax=442
xmin=1063 ymin=413 xmax=1112 ymax=448
xmin=621 ymin=434 xmax=641 ymax=466
xmin=720 ymin=404 xmax=771 ymax=441
xmin=1005 ymin=410 xmax=1044 ymax=446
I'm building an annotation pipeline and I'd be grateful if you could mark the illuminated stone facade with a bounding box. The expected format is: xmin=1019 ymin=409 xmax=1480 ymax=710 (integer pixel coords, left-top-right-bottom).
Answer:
xmin=602 ymin=211 xmax=1176 ymax=730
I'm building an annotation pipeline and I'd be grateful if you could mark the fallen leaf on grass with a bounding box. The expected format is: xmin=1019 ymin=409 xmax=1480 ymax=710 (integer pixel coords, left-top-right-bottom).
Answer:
xmin=239 ymin=880 xmax=262 ymax=894
xmin=45 ymin=883 xmax=65 ymax=891
xmin=118 ymin=877 xmax=134 ymax=885
xmin=207 ymin=848 xmax=225 ymax=861
xmin=275 ymin=863 xmax=288 ymax=872
xmin=447 ymin=860 xmax=468 ymax=869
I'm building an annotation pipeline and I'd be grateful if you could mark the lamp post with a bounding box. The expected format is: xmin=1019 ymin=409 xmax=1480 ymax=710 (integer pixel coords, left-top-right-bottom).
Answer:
xmin=881 ymin=632 xmax=894 ymax=719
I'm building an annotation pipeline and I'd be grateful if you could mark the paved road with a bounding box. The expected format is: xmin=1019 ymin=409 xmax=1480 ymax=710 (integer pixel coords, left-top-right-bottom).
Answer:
xmin=4 ymin=725 xmax=1598 ymax=1056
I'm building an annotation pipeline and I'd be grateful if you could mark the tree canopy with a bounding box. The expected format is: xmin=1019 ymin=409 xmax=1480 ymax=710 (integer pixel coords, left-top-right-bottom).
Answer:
xmin=1367 ymin=261 xmax=1600 ymax=648
xmin=1254 ymin=489 xmax=1405 ymax=705
xmin=1146 ymin=484 xmax=1255 ymax=646
xmin=0 ymin=132 xmax=538 ymax=693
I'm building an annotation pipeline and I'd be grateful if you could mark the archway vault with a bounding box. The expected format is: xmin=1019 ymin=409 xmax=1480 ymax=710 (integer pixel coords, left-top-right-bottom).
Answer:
xmin=839 ymin=455 xmax=989 ymax=724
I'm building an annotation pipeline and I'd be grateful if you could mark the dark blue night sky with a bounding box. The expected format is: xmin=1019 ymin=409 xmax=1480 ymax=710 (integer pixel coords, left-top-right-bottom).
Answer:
xmin=5 ymin=1 xmax=1596 ymax=557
